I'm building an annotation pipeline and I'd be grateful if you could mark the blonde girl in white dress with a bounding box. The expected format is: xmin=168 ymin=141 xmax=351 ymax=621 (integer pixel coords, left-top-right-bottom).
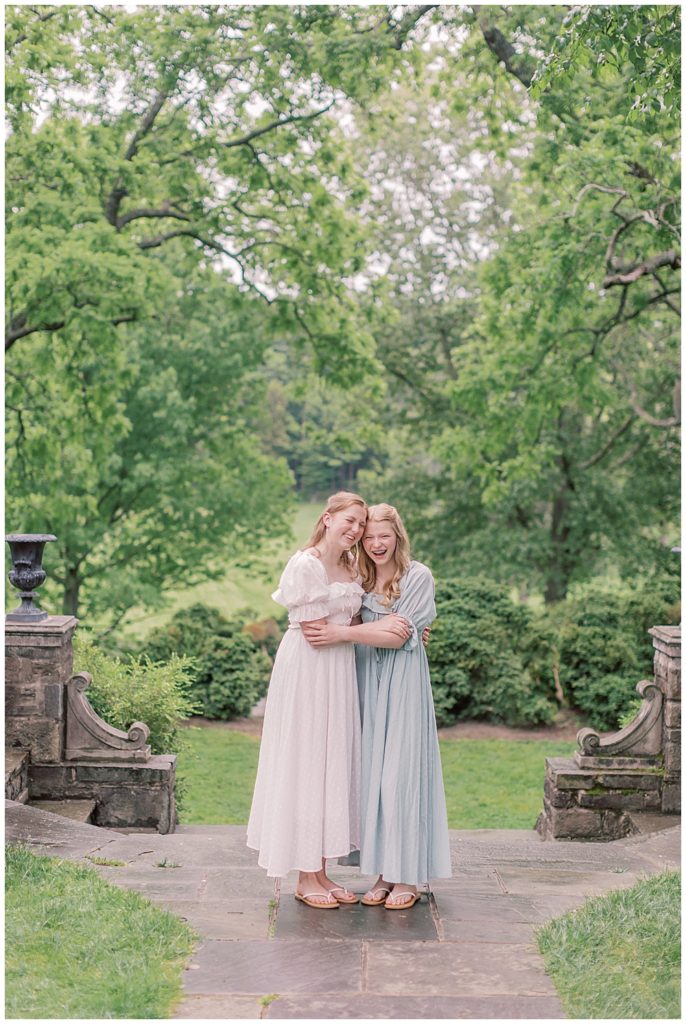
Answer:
xmin=247 ymin=492 xmax=412 ymax=908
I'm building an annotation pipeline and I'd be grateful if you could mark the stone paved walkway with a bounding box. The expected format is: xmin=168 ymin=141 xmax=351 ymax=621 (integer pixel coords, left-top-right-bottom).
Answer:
xmin=5 ymin=801 xmax=680 ymax=1019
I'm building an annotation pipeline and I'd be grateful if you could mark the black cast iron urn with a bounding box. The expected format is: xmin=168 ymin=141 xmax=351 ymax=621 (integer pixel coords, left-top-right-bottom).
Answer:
xmin=5 ymin=533 xmax=57 ymax=622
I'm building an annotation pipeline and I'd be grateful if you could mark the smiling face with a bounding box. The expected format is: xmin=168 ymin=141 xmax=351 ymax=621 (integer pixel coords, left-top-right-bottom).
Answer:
xmin=324 ymin=505 xmax=367 ymax=551
xmin=362 ymin=519 xmax=398 ymax=569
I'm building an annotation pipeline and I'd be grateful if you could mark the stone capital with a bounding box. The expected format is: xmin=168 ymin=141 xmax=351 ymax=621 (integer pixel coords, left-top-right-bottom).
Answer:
xmin=5 ymin=616 xmax=79 ymax=648
xmin=649 ymin=625 xmax=681 ymax=657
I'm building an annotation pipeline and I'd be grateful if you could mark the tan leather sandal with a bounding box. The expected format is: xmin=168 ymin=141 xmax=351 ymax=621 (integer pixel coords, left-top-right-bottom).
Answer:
xmin=384 ymin=890 xmax=421 ymax=910
xmin=361 ymin=885 xmax=392 ymax=906
xmin=294 ymin=890 xmax=340 ymax=909
xmin=327 ymin=885 xmax=359 ymax=904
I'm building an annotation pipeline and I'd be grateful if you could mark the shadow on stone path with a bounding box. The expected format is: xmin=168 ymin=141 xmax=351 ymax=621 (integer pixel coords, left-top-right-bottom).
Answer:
xmin=5 ymin=801 xmax=680 ymax=1019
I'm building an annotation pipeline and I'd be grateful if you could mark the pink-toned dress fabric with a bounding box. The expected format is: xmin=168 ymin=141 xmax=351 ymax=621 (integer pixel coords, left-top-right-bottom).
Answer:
xmin=247 ymin=550 xmax=363 ymax=877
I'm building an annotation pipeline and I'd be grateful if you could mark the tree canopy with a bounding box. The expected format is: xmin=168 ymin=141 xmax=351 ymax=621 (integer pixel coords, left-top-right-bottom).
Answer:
xmin=357 ymin=3 xmax=680 ymax=600
xmin=5 ymin=4 xmax=680 ymax=626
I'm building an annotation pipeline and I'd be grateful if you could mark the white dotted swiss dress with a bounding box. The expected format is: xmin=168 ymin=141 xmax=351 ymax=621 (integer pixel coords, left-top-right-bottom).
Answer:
xmin=246 ymin=550 xmax=364 ymax=877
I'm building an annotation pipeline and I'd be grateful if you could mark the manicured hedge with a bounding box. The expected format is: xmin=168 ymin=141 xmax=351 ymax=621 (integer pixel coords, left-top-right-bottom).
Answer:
xmin=540 ymin=577 xmax=679 ymax=731
xmin=427 ymin=573 xmax=679 ymax=730
xmin=143 ymin=604 xmax=273 ymax=720
xmin=429 ymin=576 xmax=557 ymax=726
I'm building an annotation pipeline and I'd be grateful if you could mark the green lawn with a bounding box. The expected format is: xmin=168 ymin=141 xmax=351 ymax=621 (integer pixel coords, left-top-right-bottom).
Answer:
xmin=178 ymin=725 xmax=575 ymax=829
xmin=439 ymin=738 xmax=575 ymax=829
xmin=5 ymin=844 xmax=196 ymax=1019
xmin=121 ymin=502 xmax=321 ymax=639
xmin=538 ymin=870 xmax=681 ymax=1019
xmin=178 ymin=727 xmax=262 ymax=824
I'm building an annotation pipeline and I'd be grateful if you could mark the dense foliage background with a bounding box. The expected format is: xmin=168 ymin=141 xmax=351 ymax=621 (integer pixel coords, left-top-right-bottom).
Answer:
xmin=6 ymin=5 xmax=680 ymax=726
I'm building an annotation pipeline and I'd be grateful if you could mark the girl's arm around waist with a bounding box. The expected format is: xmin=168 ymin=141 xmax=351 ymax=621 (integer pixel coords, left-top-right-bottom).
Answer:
xmin=301 ymin=614 xmax=411 ymax=649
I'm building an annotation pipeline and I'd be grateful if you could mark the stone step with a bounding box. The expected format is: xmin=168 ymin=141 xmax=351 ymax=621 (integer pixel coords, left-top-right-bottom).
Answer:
xmin=6 ymin=799 xmax=123 ymax=856
xmin=27 ymin=798 xmax=97 ymax=824
xmin=628 ymin=810 xmax=681 ymax=834
xmin=5 ymin=748 xmax=30 ymax=804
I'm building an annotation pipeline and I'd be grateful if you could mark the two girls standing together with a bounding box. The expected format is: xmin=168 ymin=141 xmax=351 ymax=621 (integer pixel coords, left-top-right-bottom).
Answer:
xmin=247 ymin=491 xmax=451 ymax=908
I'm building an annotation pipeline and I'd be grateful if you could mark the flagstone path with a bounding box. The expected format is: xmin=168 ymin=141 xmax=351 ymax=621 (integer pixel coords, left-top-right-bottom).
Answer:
xmin=5 ymin=801 xmax=679 ymax=1019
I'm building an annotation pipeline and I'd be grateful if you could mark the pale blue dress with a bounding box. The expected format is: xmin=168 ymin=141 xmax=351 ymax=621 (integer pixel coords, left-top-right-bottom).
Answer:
xmin=349 ymin=560 xmax=452 ymax=885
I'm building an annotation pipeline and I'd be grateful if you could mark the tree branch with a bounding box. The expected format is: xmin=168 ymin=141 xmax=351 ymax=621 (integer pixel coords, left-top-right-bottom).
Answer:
xmin=124 ymin=89 xmax=169 ymax=162
xmin=138 ymin=229 xmax=201 ymax=250
xmin=223 ymin=101 xmax=335 ymax=149
xmin=603 ymin=249 xmax=681 ymax=288
xmin=105 ymin=89 xmax=169 ymax=226
xmin=611 ymin=436 xmax=649 ymax=469
xmin=136 ymin=227 xmax=278 ymax=303
xmin=469 ymin=7 xmax=534 ymax=87
xmin=7 ymin=7 xmax=60 ymax=54
xmin=6 ymin=315 xmax=65 ymax=350
xmin=611 ymin=360 xmax=680 ymax=429
xmin=627 ymin=395 xmax=679 ymax=428
xmin=94 ymin=605 xmax=131 ymax=641
xmin=569 ymin=183 xmax=628 ymax=219
xmin=386 ymin=366 xmax=437 ymax=404
xmin=579 ymin=415 xmax=636 ymax=470
xmin=117 ymin=203 xmax=191 ymax=228
xmin=605 ymin=213 xmax=644 ymax=269
xmin=139 ymin=227 xmax=240 ymax=261
xmin=604 ymin=286 xmax=680 ymax=334
xmin=6 ymin=310 xmax=138 ymax=351
xmin=387 ymin=5 xmax=438 ymax=49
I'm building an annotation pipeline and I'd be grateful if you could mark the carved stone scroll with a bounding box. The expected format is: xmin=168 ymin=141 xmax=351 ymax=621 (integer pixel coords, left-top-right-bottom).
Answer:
xmin=537 ymin=625 xmax=679 ymax=840
xmin=575 ymin=679 xmax=664 ymax=768
xmin=65 ymin=672 xmax=151 ymax=762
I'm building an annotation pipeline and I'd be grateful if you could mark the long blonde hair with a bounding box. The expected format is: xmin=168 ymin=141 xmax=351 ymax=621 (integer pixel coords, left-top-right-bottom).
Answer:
xmin=359 ymin=503 xmax=411 ymax=605
xmin=304 ymin=491 xmax=368 ymax=571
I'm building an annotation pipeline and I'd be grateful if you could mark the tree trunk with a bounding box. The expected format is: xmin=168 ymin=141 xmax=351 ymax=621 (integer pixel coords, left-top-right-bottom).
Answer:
xmin=545 ymin=494 xmax=570 ymax=603
xmin=544 ymin=452 xmax=576 ymax=604
xmin=62 ymin=567 xmax=81 ymax=617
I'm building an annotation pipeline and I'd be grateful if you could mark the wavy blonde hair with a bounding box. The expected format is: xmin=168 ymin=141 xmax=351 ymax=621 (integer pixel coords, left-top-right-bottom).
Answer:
xmin=304 ymin=491 xmax=367 ymax=571
xmin=359 ymin=503 xmax=411 ymax=605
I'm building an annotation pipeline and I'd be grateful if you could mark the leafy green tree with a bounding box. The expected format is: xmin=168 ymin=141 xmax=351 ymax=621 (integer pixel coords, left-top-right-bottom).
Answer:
xmin=6 ymin=3 xmax=680 ymax=624
xmin=360 ymin=4 xmax=680 ymax=601
xmin=6 ymin=263 xmax=294 ymax=627
xmin=253 ymin=348 xmax=386 ymax=498
xmin=5 ymin=4 xmax=441 ymax=373
xmin=451 ymin=3 xmax=680 ymax=600
xmin=5 ymin=4 xmax=441 ymax=623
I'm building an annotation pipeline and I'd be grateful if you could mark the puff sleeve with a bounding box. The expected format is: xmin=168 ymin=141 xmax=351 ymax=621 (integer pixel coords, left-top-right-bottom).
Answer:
xmin=392 ymin=562 xmax=437 ymax=651
xmin=272 ymin=552 xmax=331 ymax=622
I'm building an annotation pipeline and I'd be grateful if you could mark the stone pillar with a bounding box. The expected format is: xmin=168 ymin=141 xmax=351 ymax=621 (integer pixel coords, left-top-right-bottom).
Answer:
xmin=537 ymin=625 xmax=681 ymax=840
xmin=5 ymin=616 xmax=77 ymax=762
xmin=651 ymin=626 xmax=681 ymax=812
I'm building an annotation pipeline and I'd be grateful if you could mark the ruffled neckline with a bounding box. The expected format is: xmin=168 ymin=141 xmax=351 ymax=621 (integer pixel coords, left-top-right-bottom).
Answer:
xmin=298 ymin=549 xmax=364 ymax=595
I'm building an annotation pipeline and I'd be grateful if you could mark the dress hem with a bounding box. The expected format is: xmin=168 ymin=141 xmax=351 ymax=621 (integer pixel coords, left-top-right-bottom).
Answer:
xmin=247 ymin=840 xmax=361 ymax=878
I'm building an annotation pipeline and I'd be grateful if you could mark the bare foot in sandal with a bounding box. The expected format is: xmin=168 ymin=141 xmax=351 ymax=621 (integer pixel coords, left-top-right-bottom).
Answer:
xmin=361 ymin=875 xmax=393 ymax=906
xmin=385 ymin=884 xmax=420 ymax=909
xmin=295 ymin=871 xmax=340 ymax=908
xmin=316 ymin=868 xmax=359 ymax=903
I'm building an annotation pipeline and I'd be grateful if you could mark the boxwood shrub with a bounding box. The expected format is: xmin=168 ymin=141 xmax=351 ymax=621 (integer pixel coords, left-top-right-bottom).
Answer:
xmin=428 ymin=576 xmax=557 ymax=726
xmin=541 ymin=577 xmax=679 ymax=731
xmin=143 ymin=604 xmax=273 ymax=720
xmin=73 ymin=634 xmax=198 ymax=756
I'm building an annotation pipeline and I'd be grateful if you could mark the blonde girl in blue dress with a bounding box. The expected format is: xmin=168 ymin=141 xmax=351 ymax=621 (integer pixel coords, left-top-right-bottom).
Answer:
xmin=303 ymin=503 xmax=452 ymax=908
